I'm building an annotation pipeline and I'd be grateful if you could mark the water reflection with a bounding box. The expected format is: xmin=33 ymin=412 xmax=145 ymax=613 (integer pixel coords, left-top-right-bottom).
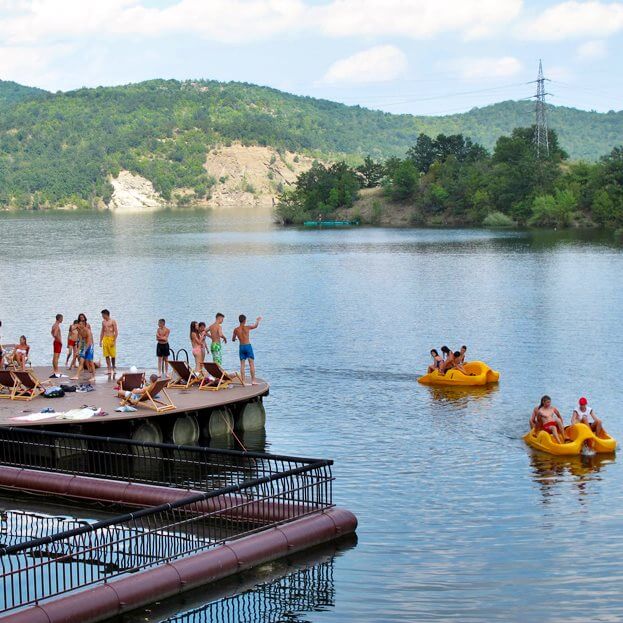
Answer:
xmin=529 ymin=451 xmax=615 ymax=505
xmin=425 ymin=384 xmax=500 ymax=405
xmin=119 ymin=537 xmax=357 ymax=623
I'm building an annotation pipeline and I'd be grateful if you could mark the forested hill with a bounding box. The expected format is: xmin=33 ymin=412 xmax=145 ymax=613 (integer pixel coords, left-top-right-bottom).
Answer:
xmin=0 ymin=78 xmax=620 ymax=208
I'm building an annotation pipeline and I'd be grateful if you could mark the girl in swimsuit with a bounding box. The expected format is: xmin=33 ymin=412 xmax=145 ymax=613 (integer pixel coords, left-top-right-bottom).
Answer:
xmin=428 ymin=349 xmax=443 ymax=373
xmin=532 ymin=395 xmax=565 ymax=444
xmin=439 ymin=346 xmax=454 ymax=375
xmin=13 ymin=336 xmax=30 ymax=371
xmin=190 ymin=321 xmax=203 ymax=373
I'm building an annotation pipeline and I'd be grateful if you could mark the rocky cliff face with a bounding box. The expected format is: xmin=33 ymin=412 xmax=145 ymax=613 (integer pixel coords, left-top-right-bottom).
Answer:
xmin=109 ymin=171 xmax=163 ymax=212
xmin=107 ymin=145 xmax=314 ymax=212
xmin=203 ymin=144 xmax=314 ymax=209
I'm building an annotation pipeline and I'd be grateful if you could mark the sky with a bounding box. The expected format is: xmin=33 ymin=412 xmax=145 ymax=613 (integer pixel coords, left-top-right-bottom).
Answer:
xmin=0 ymin=0 xmax=621 ymax=115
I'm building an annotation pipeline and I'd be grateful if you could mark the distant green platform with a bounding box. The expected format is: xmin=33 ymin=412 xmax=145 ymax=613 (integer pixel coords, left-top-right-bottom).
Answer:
xmin=303 ymin=220 xmax=360 ymax=228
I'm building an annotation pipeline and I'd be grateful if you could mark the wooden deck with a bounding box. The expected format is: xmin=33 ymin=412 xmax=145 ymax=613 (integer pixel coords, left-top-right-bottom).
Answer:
xmin=0 ymin=366 xmax=269 ymax=428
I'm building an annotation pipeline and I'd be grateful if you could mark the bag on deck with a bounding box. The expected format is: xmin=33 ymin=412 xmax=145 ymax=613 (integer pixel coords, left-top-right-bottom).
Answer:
xmin=44 ymin=386 xmax=65 ymax=398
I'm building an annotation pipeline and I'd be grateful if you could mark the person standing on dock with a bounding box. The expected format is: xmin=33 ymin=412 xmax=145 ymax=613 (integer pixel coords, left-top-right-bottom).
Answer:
xmin=50 ymin=314 xmax=63 ymax=378
xmin=71 ymin=320 xmax=96 ymax=383
xmin=100 ymin=309 xmax=118 ymax=379
xmin=207 ymin=313 xmax=227 ymax=366
xmin=232 ymin=315 xmax=262 ymax=386
xmin=156 ymin=318 xmax=170 ymax=376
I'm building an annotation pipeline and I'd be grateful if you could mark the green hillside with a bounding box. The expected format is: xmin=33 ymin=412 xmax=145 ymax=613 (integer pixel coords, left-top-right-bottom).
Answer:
xmin=0 ymin=78 xmax=620 ymax=208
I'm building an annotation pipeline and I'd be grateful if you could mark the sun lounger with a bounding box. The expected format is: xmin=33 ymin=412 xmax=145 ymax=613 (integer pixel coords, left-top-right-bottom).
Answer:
xmin=200 ymin=362 xmax=242 ymax=391
xmin=11 ymin=370 xmax=46 ymax=401
xmin=0 ymin=370 xmax=19 ymax=399
xmin=118 ymin=372 xmax=145 ymax=392
xmin=121 ymin=378 xmax=176 ymax=413
xmin=168 ymin=360 xmax=201 ymax=389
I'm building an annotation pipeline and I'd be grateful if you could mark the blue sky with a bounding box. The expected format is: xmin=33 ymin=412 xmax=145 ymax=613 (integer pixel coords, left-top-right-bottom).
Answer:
xmin=0 ymin=0 xmax=620 ymax=115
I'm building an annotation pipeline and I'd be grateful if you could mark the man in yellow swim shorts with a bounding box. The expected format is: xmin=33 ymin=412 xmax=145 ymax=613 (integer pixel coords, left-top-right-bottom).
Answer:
xmin=100 ymin=309 xmax=118 ymax=378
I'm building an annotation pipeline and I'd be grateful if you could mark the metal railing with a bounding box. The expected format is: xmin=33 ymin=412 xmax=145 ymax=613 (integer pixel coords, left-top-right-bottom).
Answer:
xmin=0 ymin=460 xmax=334 ymax=612
xmin=0 ymin=427 xmax=326 ymax=492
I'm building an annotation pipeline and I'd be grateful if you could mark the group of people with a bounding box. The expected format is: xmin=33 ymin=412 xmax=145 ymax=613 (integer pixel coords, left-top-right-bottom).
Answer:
xmin=530 ymin=395 xmax=604 ymax=443
xmin=1 ymin=310 xmax=263 ymax=386
xmin=428 ymin=345 xmax=469 ymax=375
xmin=0 ymin=311 xmax=118 ymax=383
xmin=184 ymin=314 xmax=262 ymax=385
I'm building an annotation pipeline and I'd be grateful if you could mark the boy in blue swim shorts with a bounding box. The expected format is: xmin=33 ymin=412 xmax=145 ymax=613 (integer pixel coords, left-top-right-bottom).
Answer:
xmin=232 ymin=314 xmax=262 ymax=386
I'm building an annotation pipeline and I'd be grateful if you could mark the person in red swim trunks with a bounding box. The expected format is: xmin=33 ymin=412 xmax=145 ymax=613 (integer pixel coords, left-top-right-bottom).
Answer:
xmin=530 ymin=395 xmax=564 ymax=444
xmin=50 ymin=314 xmax=63 ymax=378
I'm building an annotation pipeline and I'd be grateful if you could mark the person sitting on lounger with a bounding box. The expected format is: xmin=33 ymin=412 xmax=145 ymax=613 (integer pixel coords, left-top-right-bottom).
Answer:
xmin=12 ymin=336 xmax=30 ymax=371
xmin=531 ymin=395 xmax=565 ymax=444
xmin=117 ymin=374 xmax=158 ymax=403
xmin=427 ymin=349 xmax=443 ymax=373
xmin=572 ymin=396 xmax=604 ymax=436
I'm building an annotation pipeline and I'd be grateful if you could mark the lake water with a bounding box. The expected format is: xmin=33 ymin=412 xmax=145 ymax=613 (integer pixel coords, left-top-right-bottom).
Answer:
xmin=1 ymin=210 xmax=623 ymax=622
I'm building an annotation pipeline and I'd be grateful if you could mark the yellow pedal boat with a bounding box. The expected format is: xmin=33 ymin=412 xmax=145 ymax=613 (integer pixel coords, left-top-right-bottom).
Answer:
xmin=417 ymin=361 xmax=500 ymax=386
xmin=523 ymin=423 xmax=617 ymax=456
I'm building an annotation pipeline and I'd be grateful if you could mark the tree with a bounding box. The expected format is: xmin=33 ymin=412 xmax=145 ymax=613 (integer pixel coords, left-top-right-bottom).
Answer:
xmin=356 ymin=155 xmax=385 ymax=188
xmin=387 ymin=160 xmax=418 ymax=201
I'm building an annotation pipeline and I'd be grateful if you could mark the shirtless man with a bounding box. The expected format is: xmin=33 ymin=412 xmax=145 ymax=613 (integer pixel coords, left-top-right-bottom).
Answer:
xmin=72 ymin=320 xmax=96 ymax=382
xmin=232 ymin=315 xmax=262 ymax=385
xmin=50 ymin=314 xmax=63 ymax=378
xmin=531 ymin=395 xmax=565 ymax=444
xmin=100 ymin=309 xmax=118 ymax=378
xmin=572 ymin=396 xmax=604 ymax=436
xmin=207 ymin=313 xmax=227 ymax=366
xmin=65 ymin=319 xmax=79 ymax=370
xmin=156 ymin=319 xmax=170 ymax=376
xmin=456 ymin=345 xmax=467 ymax=365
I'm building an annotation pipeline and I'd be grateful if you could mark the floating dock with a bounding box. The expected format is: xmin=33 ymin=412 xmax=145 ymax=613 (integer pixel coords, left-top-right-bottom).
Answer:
xmin=0 ymin=427 xmax=357 ymax=623
xmin=0 ymin=366 xmax=269 ymax=444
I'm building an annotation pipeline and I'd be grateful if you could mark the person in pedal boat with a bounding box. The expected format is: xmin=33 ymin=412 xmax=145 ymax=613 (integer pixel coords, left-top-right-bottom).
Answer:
xmin=427 ymin=349 xmax=443 ymax=373
xmin=531 ymin=395 xmax=565 ymax=443
xmin=571 ymin=397 xmax=604 ymax=436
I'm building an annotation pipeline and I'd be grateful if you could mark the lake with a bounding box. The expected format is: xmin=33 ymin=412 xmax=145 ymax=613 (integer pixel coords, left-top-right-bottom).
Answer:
xmin=1 ymin=209 xmax=623 ymax=622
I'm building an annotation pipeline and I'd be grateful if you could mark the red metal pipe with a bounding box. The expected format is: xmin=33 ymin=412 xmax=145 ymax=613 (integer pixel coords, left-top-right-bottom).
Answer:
xmin=0 ymin=508 xmax=357 ymax=623
xmin=0 ymin=465 xmax=312 ymax=522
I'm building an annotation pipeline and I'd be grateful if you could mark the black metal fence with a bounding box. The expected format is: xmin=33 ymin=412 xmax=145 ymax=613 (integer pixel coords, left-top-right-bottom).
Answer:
xmin=0 ymin=460 xmax=334 ymax=612
xmin=0 ymin=426 xmax=325 ymax=491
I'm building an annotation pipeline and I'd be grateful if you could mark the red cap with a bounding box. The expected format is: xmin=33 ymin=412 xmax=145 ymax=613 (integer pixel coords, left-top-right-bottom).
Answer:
xmin=579 ymin=397 xmax=588 ymax=406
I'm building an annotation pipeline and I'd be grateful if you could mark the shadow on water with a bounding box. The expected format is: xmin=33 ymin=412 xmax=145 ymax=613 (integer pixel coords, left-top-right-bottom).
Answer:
xmin=528 ymin=451 xmax=616 ymax=505
xmin=117 ymin=535 xmax=357 ymax=623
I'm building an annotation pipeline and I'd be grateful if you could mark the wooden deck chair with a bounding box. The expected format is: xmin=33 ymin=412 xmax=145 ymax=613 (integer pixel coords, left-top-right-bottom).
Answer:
xmin=118 ymin=372 xmax=145 ymax=392
xmin=200 ymin=362 xmax=239 ymax=391
xmin=11 ymin=370 xmax=46 ymax=401
xmin=121 ymin=378 xmax=176 ymax=413
xmin=168 ymin=360 xmax=201 ymax=389
xmin=0 ymin=370 xmax=18 ymax=399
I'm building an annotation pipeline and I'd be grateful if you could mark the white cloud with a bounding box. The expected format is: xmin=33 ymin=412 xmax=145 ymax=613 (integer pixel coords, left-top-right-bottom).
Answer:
xmin=522 ymin=1 xmax=623 ymax=40
xmin=0 ymin=0 xmax=523 ymax=45
xmin=322 ymin=45 xmax=407 ymax=84
xmin=448 ymin=56 xmax=522 ymax=81
xmin=0 ymin=0 xmax=308 ymax=44
xmin=0 ymin=44 xmax=72 ymax=87
xmin=576 ymin=39 xmax=607 ymax=59
xmin=315 ymin=0 xmax=523 ymax=39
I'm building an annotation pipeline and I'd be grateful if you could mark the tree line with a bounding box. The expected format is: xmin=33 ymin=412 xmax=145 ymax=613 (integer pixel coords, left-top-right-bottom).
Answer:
xmin=276 ymin=127 xmax=623 ymax=231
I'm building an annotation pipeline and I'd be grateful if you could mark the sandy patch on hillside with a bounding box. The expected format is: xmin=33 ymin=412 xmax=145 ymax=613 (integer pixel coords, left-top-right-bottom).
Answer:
xmin=109 ymin=171 xmax=163 ymax=212
xmin=204 ymin=144 xmax=314 ymax=209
